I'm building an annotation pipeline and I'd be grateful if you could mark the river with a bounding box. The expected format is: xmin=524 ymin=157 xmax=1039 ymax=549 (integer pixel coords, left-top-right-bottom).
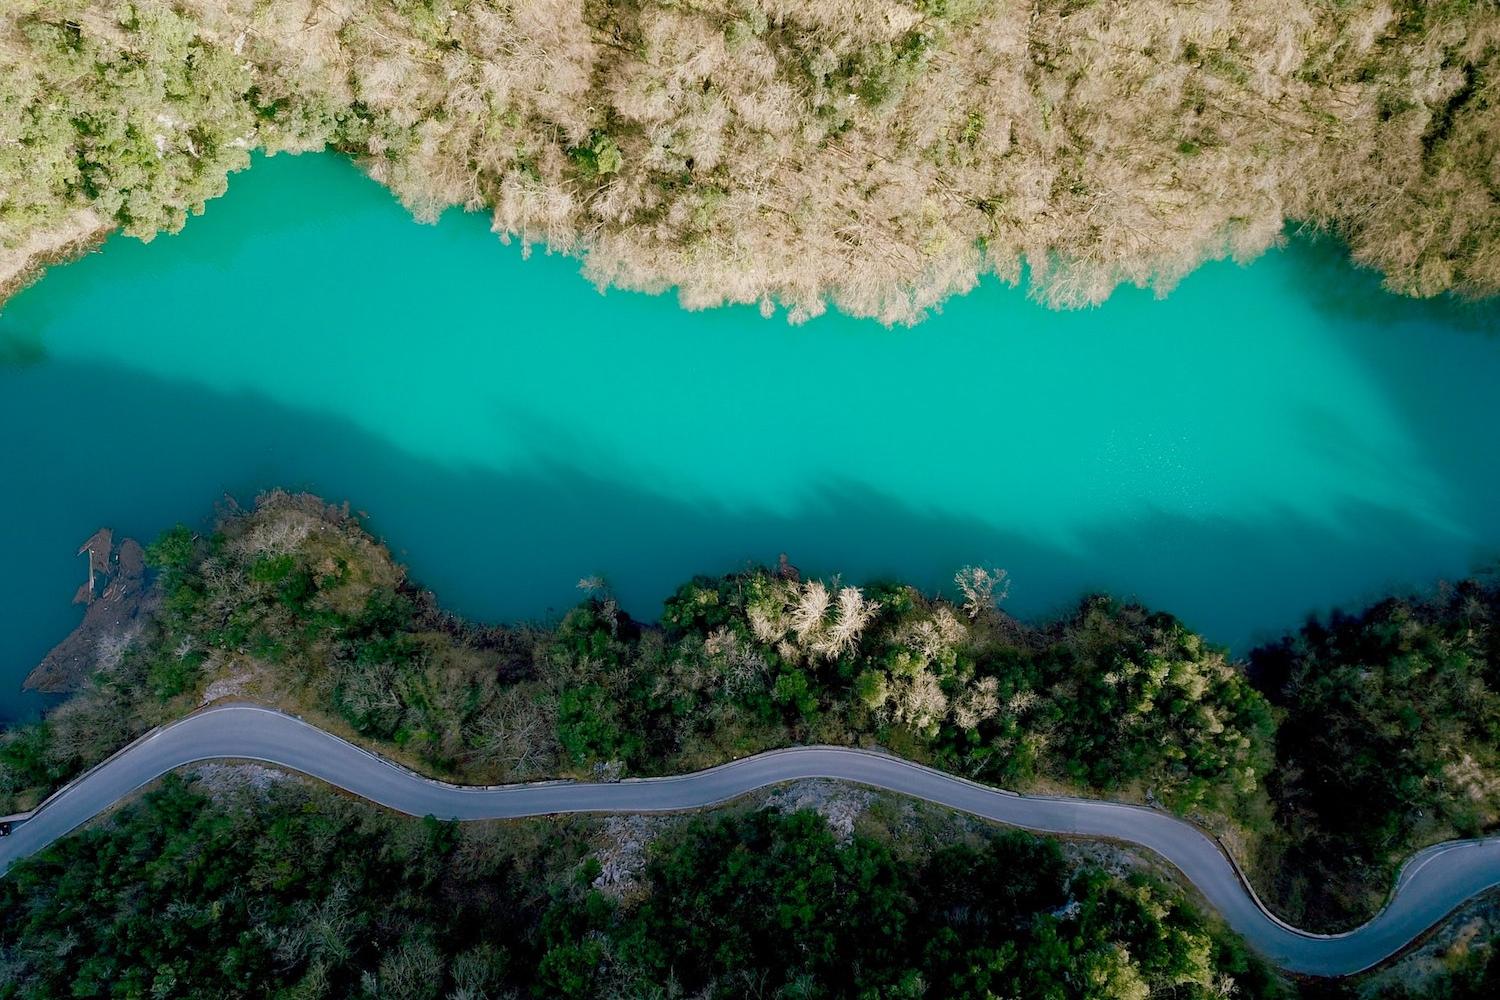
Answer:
xmin=2 ymin=151 xmax=1497 ymax=721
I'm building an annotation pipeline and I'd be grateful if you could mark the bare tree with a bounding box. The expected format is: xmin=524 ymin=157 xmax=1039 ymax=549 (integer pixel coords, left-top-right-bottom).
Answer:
xmin=466 ymin=686 xmax=560 ymax=778
xmin=378 ymin=937 xmax=445 ymax=1000
xmin=811 ymin=586 xmax=881 ymax=660
xmin=955 ymin=566 xmax=1009 ymax=620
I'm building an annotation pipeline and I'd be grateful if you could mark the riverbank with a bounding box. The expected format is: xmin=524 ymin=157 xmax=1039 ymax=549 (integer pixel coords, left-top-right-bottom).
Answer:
xmin=4 ymin=0 xmax=1497 ymax=322
xmin=0 ymin=208 xmax=110 ymax=304
xmin=4 ymin=490 xmax=1498 ymax=939
xmin=7 ymin=700 xmax=1499 ymax=979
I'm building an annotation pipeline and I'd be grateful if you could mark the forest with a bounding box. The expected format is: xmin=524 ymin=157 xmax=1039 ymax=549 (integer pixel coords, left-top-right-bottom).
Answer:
xmin=3 ymin=490 xmax=1499 ymax=948
xmin=0 ymin=771 xmax=1285 ymax=998
xmin=5 ymin=768 xmax=1499 ymax=997
xmin=3 ymin=0 xmax=1497 ymax=321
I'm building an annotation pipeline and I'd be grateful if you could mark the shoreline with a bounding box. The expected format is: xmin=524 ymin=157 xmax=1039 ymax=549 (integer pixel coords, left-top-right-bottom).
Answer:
xmin=7 ymin=1 xmax=1498 ymax=322
xmin=0 ymin=214 xmax=112 ymax=306
xmin=2 ymin=155 xmax=1495 ymax=324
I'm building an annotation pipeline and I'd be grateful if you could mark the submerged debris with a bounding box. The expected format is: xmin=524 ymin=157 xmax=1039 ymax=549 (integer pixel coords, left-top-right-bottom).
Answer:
xmin=26 ymin=532 xmax=158 ymax=693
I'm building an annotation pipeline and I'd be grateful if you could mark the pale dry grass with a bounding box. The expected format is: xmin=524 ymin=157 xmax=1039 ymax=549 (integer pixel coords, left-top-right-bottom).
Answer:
xmin=3 ymin=0 xmax=1495 ymax=321
xmin=0 ymin=207 xmax=106 ymax=299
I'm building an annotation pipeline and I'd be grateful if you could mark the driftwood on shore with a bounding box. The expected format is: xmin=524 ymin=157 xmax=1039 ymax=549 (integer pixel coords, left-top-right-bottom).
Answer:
xmin=25 ymin=532 xmax=158 ymax=694
xmin=73 ymin=528 xmax=113 ymax=606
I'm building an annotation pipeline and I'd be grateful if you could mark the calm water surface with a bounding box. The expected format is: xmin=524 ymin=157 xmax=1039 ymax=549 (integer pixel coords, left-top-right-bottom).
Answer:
xmin=2 ymin=152 xmax=1498 ymax=720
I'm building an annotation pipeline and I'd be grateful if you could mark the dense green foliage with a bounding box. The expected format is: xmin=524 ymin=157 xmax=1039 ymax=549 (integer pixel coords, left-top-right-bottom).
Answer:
xmin=605 ymin=809 xmax=1278 ymax=999
xmin=0 ymin=774 xmax=581 ymax=998
xmin=0 ymin=774 xmax=1277 ymax=999
xmin=1252 ymin=578 xmax=1500 ymax=925
xmin=131 ymin=495 xmax=1277 ymax=819
xmin=5 ymin=491 xmax=1500 ymax=942
xmin=648 ymin=575 xmax=1275 ymax=815
xmin=1 ymin=493 xmax=1272 ymax=821
xmin=2 ymin=2 xmax=258 ymax=243
xmin=1367 ymin=948 xmax=1500 ymax=1000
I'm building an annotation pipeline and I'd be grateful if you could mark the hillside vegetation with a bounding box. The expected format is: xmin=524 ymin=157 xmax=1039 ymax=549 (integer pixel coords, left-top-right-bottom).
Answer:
xmin=4 ymin=491 xmax=1500 ymax=935
xmin=0 ymin=492 xmax=1274 ymax=822
xmin=1252 ymin=581 xmax=1500 ymax=927
xmin=2 ymin=0 xmax=1497 ymax=320
xmin=0 ymin=772 xmax=1282 ymax=998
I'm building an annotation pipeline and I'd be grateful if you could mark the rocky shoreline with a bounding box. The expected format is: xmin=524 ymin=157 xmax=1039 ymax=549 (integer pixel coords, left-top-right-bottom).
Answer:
xmin=24 ymin=530 xmax=157 ymax=694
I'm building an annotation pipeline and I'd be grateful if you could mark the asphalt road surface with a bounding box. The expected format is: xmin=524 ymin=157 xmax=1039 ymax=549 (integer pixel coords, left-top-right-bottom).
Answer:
xmin=4 ymin=703 xmax=1498 ymax=976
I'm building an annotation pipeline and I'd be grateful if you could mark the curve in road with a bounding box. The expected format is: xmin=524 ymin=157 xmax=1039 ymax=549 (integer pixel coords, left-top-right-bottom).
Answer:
xmin=3 ymin=703 xmax=1499 ymax=977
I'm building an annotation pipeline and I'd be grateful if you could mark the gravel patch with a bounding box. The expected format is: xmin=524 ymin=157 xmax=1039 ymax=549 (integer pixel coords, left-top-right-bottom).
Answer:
xmin=192 ymin=763 xmax=297 ymax=800
xmin=762 ymin=778 xmax=873 ymax=844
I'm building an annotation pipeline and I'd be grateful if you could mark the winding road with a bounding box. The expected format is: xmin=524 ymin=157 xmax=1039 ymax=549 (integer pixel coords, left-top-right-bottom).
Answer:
xmin=4 ymin=703 xmax=1500 ymax=976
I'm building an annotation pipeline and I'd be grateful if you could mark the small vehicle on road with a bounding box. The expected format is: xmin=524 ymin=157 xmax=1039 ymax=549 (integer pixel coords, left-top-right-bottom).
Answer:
xmin=0 ymin=821 xmax=11 ymax=837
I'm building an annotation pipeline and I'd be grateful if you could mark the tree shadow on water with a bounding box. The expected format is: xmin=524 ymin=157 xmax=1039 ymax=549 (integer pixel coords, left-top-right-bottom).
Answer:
xmin=0 ymin=323 xmax=46 ymax=367
xmin=1 ymin=358 xmax=1495 ymax=721
xmin=1278 ymin=230 xmax=1500 ymax=337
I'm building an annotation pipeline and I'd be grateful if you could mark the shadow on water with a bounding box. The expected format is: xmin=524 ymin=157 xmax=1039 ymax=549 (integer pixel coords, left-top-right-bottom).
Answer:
xmin=1280 ymin=229 xmax=1500 ymax=338
xmin=3 ymin=154 xmax=1499 ymax=721
xmin=4 ymin=356 xmax=1495 ymax=722
xmin=0 ymin=325 xmax=45 ymax=367
xmin=1273 ymin=234 xmax=1500 ymax=547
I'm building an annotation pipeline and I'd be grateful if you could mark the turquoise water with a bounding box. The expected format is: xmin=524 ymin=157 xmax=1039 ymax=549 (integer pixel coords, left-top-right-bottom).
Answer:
xmin=2 ymin=151 xmax=1498 ymax=720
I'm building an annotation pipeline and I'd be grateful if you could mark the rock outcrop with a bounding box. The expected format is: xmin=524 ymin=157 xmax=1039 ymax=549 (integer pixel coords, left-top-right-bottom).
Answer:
xmin=24 ymin=532 xmax=157 ymax=693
